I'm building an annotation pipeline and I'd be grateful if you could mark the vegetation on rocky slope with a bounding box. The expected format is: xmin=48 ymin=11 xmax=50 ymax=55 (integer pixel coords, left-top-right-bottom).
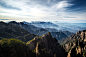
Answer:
xmin=0 ymin=38 xmax=26 ymax=57
xmin=0 ymin=32 xmax=66 ymax=57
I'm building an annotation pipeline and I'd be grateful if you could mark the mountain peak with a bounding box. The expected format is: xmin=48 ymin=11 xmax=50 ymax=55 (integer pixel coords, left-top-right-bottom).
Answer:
xmin=9 ymin=21 xmax=18 ymax=23
xmin=42 ymin=32 xmax=52 ymax=39
xmin=27 ymin=32 xmax=66 ymax=57
xmin=48 ymin=32 xmax=51 ymax=35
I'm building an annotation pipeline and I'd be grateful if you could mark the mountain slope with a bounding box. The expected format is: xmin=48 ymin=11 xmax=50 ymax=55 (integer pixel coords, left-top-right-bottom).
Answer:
xmin=51 ymin=32 xmax=67 ymax=40
xmin=0 ymin=21 xmax=30 ymax=38
xmin=62 ymin=31 xmax=74 ymax=37
xmin=45 ymin=28 xmax=59 ymax=32
xmin=28 ymin=25 xmax=41 ymax=30
xmin=8 ymin=21 xmax=34 ymax=34
xmin=0 ymin=21 xmax=36 ymax=42
xmin=34 ymin=28 xmax=49 ymax=36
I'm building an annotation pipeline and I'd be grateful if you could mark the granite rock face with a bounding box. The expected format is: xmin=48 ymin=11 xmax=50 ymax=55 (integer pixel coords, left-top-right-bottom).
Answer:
xmin=62 ymin=30 xmax=86 ymax=57
xmin=27 ymin=32 xmax=66 ymax=57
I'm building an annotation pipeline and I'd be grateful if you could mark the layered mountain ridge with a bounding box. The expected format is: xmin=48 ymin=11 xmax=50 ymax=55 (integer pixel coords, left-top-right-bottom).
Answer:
xmin=23 ymin=21 xmax=86 ymax=33
xmin=8 ymin=21 xmax=73 ymax=41
xmin=0 ymin=21 xmax=86 ymax=57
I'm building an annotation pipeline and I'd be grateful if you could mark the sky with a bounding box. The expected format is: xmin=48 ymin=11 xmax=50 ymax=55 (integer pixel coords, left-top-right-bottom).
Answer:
xmin=0 ymin=0 xmax=86 ymax=23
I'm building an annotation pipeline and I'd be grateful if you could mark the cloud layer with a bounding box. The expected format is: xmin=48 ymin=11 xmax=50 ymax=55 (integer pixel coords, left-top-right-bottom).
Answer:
xmin=0 ymin=0 xmax=86 ymax=22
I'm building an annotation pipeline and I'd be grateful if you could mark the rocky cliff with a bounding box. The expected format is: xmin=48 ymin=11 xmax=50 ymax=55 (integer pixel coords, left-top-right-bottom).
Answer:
xmin=27 ymin=32 xmax=66 ymax=57
xmin=62 ymin=30 xmax=86 ymax=57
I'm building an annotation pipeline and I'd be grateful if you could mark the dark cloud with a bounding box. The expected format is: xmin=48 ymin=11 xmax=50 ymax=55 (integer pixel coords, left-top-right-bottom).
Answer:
xmin=26 ymin=0 xmax=64 ymax=7
xmin=0 ymin=19 xmax=10 ymax=20
xmin=67 ymin=0 xmax=86 ymax=12
xmin=64 ymin=16 xmax=76 ymax=18
xmin=0 ymin=2 xmax=21 ymax=10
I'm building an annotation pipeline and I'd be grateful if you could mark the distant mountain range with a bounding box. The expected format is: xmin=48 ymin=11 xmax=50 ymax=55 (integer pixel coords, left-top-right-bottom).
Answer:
xmin=23 ymin=21 xmax=58 ymax=29
xmin=23 ymin=21 xmax=86 ymax=33
xmin=8 ymin=21 xmax=75 ymax=41
xmin=1 ymin=21 xmax=85 ymax=42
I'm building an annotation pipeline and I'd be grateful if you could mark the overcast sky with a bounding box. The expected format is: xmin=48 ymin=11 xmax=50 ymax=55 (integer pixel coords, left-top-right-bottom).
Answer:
xmin=0 ymin=0 xmax=86 ymax=23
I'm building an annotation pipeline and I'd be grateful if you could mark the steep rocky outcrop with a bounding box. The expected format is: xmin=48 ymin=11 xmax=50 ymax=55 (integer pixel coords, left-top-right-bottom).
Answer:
xmin=62 ymin=30 xmax=86 ymax=57
xmin=27 ymin=32 xmax=66 ymax=57
xmin=59 ymin=31 xmax=82 ymax=45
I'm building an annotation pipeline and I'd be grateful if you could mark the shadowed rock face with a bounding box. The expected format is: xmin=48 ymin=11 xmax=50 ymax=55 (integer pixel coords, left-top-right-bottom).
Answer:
xmin=27 ymin=32 xmax=66 ymax=57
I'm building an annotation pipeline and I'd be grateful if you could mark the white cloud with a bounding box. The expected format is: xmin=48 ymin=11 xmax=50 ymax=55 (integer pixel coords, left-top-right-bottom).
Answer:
xmin=56 ymin=1 xmax=73 ymax=9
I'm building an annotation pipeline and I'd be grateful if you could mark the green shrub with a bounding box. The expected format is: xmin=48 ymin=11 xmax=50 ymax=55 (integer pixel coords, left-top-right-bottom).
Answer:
xmin=0 ymin=38 xmax=26 ymax=57
xmin=83 ymin=50 xmax=86 ymax=56
xmin=26 ymin=39 xmax=34 ymax=45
